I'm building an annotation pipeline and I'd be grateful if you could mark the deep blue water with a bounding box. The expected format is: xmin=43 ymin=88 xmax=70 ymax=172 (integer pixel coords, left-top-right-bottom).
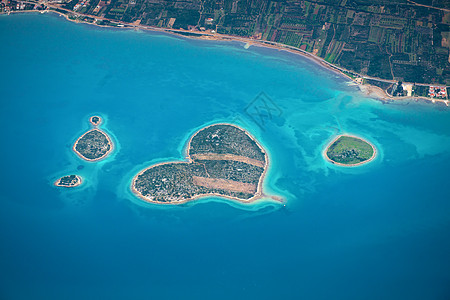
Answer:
xmin=1 ymin=13 xmax=450 ymax=300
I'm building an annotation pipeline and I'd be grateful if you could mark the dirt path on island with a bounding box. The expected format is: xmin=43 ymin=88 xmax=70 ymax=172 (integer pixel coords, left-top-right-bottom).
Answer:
xmin=191 ymin=153 xmax=265 ymax=168
xmin=192 ymin=176 xmax=257 ymax=194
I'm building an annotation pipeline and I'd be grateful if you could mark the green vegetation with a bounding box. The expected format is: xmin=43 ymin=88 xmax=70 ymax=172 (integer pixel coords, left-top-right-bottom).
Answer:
xmin=132 ymin=124 xmax=267 ymax=204
xmin=74 ymin=129 xmax=112 ymax=161
xmin=90 ymin=116 xmax=101 ymax=126
xmin=55 ymin=175 xmax=81 ymax=187
xmin=6 ymin=0 xmax=450 ymax=88
xmin=326 ymin=135 xmax=375 ymax=166
xmin=189 ymin=124 xmax=265 ymax=161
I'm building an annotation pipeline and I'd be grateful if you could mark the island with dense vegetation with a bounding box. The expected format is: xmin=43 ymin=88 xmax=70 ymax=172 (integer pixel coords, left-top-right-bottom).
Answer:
xmin=54 ymin=175 xmax=82 ymax=187
xmin=73 ymin=116 xmax=113 ymax=161
xmin=132 ymin=124 xmax=280 ymax=204
xmin=325 ymin=134 xmax=376 ymax=166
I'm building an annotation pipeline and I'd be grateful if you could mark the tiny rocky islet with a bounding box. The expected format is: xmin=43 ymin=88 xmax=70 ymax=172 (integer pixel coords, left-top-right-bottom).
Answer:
xmin=89 ymin=115 xmax=102 ymax=126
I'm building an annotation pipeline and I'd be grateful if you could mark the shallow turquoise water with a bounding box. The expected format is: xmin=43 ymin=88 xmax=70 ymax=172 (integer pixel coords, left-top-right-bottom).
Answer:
xmin=1 ymin=13 xmax=450 ymax=299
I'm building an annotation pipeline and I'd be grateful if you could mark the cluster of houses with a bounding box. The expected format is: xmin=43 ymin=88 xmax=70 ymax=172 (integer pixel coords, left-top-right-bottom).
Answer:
xmin=428 ymin=86 xmax=447 ymax=98
xmin=15 ymin=1 xmax=25 ymax=10
xmin=73 ymin=0 xmax=90 ymax=11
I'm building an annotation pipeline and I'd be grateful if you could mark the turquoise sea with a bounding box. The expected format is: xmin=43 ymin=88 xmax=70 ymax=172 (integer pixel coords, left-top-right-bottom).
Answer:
xmin=1 ymin=13 xmax=450 ymax=299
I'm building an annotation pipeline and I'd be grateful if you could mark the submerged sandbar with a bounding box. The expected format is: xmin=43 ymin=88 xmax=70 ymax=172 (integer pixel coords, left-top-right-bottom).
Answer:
xmin=325 ymin=134 xmax=376 ymax=167
xmin=131 ymin=123 xmax=279 ymax=204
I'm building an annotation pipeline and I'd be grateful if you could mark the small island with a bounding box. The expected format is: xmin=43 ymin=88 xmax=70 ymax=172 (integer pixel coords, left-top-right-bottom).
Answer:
xmin=325 ymin=135 xmax=376 ymax=166
xmin=54 ymin=175 xmax=82 ymax=187
xmin=89 ymin=116 xmax=102 ymax=126
xmin=132 ymin=124 xmax=280 ymax=204
xmin=73 ymin=116 xmax=113 ymax=161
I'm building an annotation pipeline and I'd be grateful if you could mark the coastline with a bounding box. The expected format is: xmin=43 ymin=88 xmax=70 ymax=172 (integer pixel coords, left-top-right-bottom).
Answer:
xmin=3 ymin=10 xmax=448 ymax=106
xmin=72 ymin=128 xmax=114 ymax=162
xmin=54 ymin=175 xmax=83 ymax=187
xmin=323 ymin=134 xmax=377 ymax=167
xmin=130 ymin=123 xmax=283 ymax=205
xmin=357 ymin=84 xmax=449 ymax=106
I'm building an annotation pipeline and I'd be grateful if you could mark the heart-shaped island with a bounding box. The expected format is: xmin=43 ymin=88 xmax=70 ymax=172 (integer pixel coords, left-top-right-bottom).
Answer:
xmin=131 ymin=124 xmax=280 ymax=204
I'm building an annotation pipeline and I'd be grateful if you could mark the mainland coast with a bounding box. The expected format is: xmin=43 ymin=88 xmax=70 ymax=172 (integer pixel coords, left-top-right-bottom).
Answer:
xmin=131 ymin=123 xmax=282 ymax=205
xmin=5 ymin=9 xmax=448 ymax=106
xmin=324 ymin=134 xmax=377 ymax=167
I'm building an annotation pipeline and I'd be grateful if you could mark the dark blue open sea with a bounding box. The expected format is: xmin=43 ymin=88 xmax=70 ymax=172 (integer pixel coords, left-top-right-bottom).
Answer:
xmin=1 ymin=13 xmax=450 ymax=300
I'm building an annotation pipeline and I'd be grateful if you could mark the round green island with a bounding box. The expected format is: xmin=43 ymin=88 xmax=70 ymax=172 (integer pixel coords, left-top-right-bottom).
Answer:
xmin=325 ymin=135 xmax=376 ymax=166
